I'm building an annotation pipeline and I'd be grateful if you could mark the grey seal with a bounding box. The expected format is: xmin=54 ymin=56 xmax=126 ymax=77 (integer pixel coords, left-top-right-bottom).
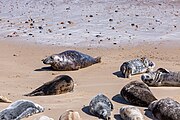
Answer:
xmin=120 ymin=106 xmax=144 ymax=120
xmin=89 ymin=93 xmax=113 ymax=120
xmin=120 ymin=57 xmax=155 ymax=78
xmin=148 ymin=97 xmax=180 ymax=120
xmin=59 ymin=110 xmax=81 ymax=120
xmin=0 ymin=99 xmax=44 ymax=120
xmin=120 ymin=81 xmax=157 ymax=107
xmin=141 ymin=68 xmax=180 ymax=86
xmin=42 ymin=50 xmax=101 ymax=71
xmin=24 ymin=75 xmax=74 ymax=96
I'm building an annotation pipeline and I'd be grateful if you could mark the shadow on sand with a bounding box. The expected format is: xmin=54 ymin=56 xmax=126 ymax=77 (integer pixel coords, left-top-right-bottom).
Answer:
xmin=34 ymin=66 xmax=54 ymax=71
xmin=81 ymin=106 xmax=92 ymax=116
xmin=112 ymin=94 xmax=130 ymax=105
xmin=114 ymin=114 xmax=123 ymax=120
xmin=113 ymin=71 xmax=125 ymax=78
xmin=144 ymin=108 xmax=155 ymax=120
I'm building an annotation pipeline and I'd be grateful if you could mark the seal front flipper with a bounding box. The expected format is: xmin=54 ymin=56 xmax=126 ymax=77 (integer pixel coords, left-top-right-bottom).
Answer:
xmin=94 ymin=57 xmax=101 ymax=63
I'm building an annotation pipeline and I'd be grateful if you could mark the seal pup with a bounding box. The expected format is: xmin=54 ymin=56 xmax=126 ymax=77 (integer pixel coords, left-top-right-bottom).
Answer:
xmin=42 ymin=50 xmax=101 ymax=71
xmin=120 ymin=106 xmax=144 ymax=120
xmin=120 ymin=81 xmax=157 ymax=107
xmin=141 ymin=68 xmax=180 ymax=86
xmin=24 ymin=75 xmax=74 ymax=96
xmin=0 ymin=96 xmax=12 ymax=103
xmin=120 ymin=57 xmax=155 ymax=78
xmin=0 ymin=99 xmax=44 ymax=120
xmin=59 ymin=110 xmax=81 ymax=120
xmin=89 ymin=93 xmax=113 ymax=120
xmin=148 ymin=97 xmax=180 ymax=120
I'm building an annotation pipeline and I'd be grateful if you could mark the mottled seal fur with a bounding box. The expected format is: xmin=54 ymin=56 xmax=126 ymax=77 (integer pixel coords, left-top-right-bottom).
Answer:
xmin=148 ymin=98 xmax=180 ymax=120
xmin=141 ymin=68 xmax=180 ymax=86
xmin=120 ymin=57 xmax=155 ymax=78
xmin=0 ymin=96 xmax=12 ymax=103
xmin=120 ymin=81 xmax=157 ymax=107
xmin=25 ymin=75 xmax=74 ymax=96
xmin=0 ymin=99 xmax=44 ymax=120
xmin=59 ymin=110 xmax=81 ymax=120
xmin=42 ymin=50 xmax=101 ymax=71
xmin=120 ymin=106 xmax=144 ymax=120
xmin=89 ymin=93 xmax=113 ymax=120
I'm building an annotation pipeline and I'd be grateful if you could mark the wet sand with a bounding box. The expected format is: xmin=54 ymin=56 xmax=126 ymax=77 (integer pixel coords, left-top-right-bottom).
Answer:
xmin=0 ymin=39 xmax=179 ymax=120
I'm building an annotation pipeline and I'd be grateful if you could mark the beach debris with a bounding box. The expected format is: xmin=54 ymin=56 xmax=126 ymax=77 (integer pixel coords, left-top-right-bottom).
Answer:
xmin=59 ymin=110 xmax=81 ymax=120
xmin=0 ymin=96 xmax=12 ymax=103
xmin=0 ymin=100 xmax=44 ymax=119
xmin=120 ymin=81 xmax=157 ymax=107
xmin=42 ymin=50 xmax=101 ymax=71
xmin=120 ymin=106 xmax=144 ymax=120
xmin=141 ymin=68 xmax=180 ymax=87
xmin=148 ymin=98 xmax=180 ymax=120
xmin=24 ymin=75 xmax=74 ymax=96
xmin=120 ymin=57 xmax=155 ymax=78
xmin=89 ymin=93 xmax=113 ymax=120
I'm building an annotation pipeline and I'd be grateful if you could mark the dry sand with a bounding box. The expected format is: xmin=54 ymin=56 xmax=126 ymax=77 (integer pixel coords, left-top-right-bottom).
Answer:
xmin=0 ymin=39 xmax=179 ymax=120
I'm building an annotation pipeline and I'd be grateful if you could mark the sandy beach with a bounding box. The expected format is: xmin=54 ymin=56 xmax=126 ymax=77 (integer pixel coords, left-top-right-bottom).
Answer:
xmin=0 ymin=39 xmax=179 ymax=120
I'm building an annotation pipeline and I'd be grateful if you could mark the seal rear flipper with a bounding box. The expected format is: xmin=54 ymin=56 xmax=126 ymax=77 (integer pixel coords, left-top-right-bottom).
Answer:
xmin=94 ymin=57 xmax=101 ymax=63
xmin=24 ymin=85 xmax=47 ymax=96
xmin=0 ymin=96 xmax=12 ymax=103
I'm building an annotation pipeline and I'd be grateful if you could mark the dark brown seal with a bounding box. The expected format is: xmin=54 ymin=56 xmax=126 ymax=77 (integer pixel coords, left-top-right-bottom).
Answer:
xmin=24 ymin=75 xmax=74 ymax=96
xmin=42 ymin=50 xmax=101 ymax=71
xmin=148 ymin=98 xmax=180 ymax=120
xmin=120 ymin=81 xmax=157 ymax=107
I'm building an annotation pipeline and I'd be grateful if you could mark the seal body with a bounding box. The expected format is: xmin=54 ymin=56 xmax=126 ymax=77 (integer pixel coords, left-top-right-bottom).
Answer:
xmin=59 ymin=110 xmax=81 ymax=120
xmin=148 ymin=98 xmax=180 ymax=120
xmin=42 ymin=50 xmax=101 ymax=71
xmin=0 ymin=100 xmax=44 ymax=120
xmin=120 ymin=106 xmax=144 ymax=120
xmin=89 ymin=93 xmax=113 ymax=120
xmin=25 ymin=75 xmax=74 ymax=96
xmin=120 ymin=57 xmax=155 ymax=78
xmin=120 ymin=81 xmax=157 ymax=107
xmin=141 ymin=68 xmax=180 ymax=86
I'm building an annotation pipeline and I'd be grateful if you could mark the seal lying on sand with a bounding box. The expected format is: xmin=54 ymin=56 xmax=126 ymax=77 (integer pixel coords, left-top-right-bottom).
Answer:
xmin=0 ymin=99 xmax=44 ymax=120
xmin=148 ymin=98 xmax=180 ymax=120
xmin=120 ymin=57 xmax=155 ymax=78
xmin=0 ymin=96 xmax=12 ymax=103
xmin=25 ymin=75 xmax=74 ymax=96
xmin=89 ymin=93 xmax=113 ymax=120
xmin=141 ymin=68 xmax=180 ymax=87
xmin=120 ymin=106 xmax=144 ymax=120
xmin=59 ymin=110 xmax=81 ymax=120
xmin=42 ymin=50 xmax=101 ymax=71
xmin=120 ymin=81 xmax=157 ymax=107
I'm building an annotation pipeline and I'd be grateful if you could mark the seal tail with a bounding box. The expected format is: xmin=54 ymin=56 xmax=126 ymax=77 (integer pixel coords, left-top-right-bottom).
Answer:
xmin=0 ymin=96 xmax=12 ymax=103
xmin=24 ymin=85 xmax=46 ymax=96
xmin=94 ymin=57 xmax=101 ymax=63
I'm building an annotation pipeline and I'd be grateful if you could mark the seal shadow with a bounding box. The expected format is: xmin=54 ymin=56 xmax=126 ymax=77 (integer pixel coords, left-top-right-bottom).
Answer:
xmin=34 ymin=66 xmax=54 ymax=71
xmin=113 ymin=71 xmax=124 ymax=78
xmin=144 ymin=109 xmax=155 ymax=120
xmin=81 ymin=106 xmax=92 ymax=116
xmin=112 ymin=94 xmax=130 ymax=105
xmin=114 ymin=114 xmax=123 ymax=120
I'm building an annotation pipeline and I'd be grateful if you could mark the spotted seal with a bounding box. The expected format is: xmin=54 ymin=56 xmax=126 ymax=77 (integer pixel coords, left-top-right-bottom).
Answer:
xmin=89 ymin=93 xmax=113 ymax=120
xmin=148 ymin=98 xmax=180 ymax=120
xmin=59 ymin=110 xmax=81 ymax=120
xmin=141 ymin=68 xmax=180 ymax=87
xmin=120 ymin=81 xmax=157 ymax=107
xmin=120 ymin=106 xmax=144 ymax=120
xmin=24 ymin=75 xmax=74 ymax=96
xmin=0 ymin=99 xmax=44 ymax=120
xmin=0 ymin=96 xmax=12 ymax=103
xmin=120 ymin=57 xmax=155 ymax=78
xmin=42 ymin=50 xmax=101 ymax=71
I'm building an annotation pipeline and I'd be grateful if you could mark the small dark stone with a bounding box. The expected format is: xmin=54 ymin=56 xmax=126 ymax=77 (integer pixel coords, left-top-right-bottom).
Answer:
xmin=96 ymin=35 xmax=101 ymax=37
xmin=113 ymin=42 xmax=117 ymax=45
xmin=109 ymin=19 xmax=113 ymax=22
xmin=112 ymin=27 xmax=115 ymax=30
xmin=29 ymin=33 xmax=33 ymax=36
xmin=30 ymin=23 xmax=33 ymax=26
xmin=69 ymin=33 xmax=72 ymax=35
xmin=89 ymin=15 xmax=93 ymax=17
xmin=60 ymin=22 xmax=64 ymax=24
xmin=25 ymin=21 xmax=28 ymax=23
xmin=38 ymin=26 xmax=43 ymax=29
xmin=131 ymin=23 xmax=135 ymax=26
xmin=115 ymin=10 xmax=118 ymax=12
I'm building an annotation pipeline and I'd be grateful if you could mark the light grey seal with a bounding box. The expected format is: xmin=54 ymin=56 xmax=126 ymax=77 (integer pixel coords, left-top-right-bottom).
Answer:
xmin=148 ymin=97 xmax=180 ymax=120
xmin=89 ymin=93 xmax=113 ymax=120
xmin=0 ymin=99 xmax=44 ymax=120
xmin=59 ymin=110 xmax=81 ymax=120
xmin=24 ymin=75 xmax=74 ymax=96
xmin=120 ymin=57 xmax=155 ymax=78
xmin=42 ymin=50 xmax=101 ymax=71
xmin=120 ymin=106 xmax=144 ymax=120
xmin=141 ymin=68 xmax=180 ymax=86
xmin=120 ymin=81 xmax=157 ymax=107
